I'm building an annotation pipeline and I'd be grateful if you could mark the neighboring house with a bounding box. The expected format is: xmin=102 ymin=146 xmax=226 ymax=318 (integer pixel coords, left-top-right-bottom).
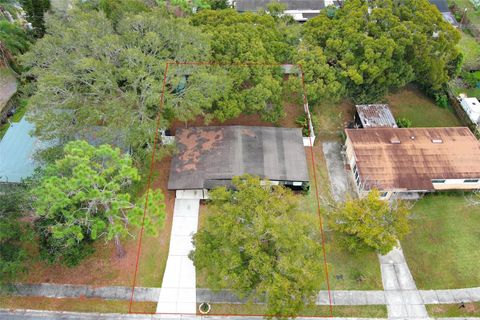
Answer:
xmin=345 ymin=127 xmax=480 ymax=200
xmin=168 ymin=126 xmax=309 ymax=198
xmin=429 ymin=0 xmax=458 ymax=25
xmin=458 ymin=94 xmax=480 ymax=127
xmin=354 ymin=104 xmax=398 ymax=128
xmin=0 ymin=118 xmax=46 ymax=183
xmin=234 ymin=0 xmax=331 ymax=22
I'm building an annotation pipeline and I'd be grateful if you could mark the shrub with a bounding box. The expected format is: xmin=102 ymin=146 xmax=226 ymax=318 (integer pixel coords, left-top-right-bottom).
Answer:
xmin=435 ymin=93 xmax=449 ymax=108
xmin=396 ymin=118 xmax=412 ymax=128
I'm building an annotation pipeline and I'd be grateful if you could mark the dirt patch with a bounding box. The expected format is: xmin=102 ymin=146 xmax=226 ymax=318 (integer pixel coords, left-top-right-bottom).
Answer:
xmin=0 ymin=68 xmax=17 ymax=113
xmin=170 ymin=101 xmax=303 ymax=133
xmin=20 ymin=155 xmax=175 ymax=287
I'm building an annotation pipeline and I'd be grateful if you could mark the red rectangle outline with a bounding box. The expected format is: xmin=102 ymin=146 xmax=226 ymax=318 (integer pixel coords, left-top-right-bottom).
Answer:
xmin=127 ymin=61 xmax=334 ymax=318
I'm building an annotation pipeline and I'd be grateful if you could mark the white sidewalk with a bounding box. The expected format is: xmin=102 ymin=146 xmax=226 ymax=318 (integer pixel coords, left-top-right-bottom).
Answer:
xmin=156 ymin=199 xmax=200 ymax=315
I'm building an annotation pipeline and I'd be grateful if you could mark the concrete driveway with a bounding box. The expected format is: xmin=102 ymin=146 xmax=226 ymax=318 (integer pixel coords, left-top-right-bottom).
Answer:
xmin=322 ymin=141 xmax=351 ymax=202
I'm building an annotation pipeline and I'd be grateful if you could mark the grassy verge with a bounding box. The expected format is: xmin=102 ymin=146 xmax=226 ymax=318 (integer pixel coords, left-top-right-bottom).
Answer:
xmin=197 ymin=303 xmax=387 ymax=317
xmin=427 ymin=302 xmax=480 ymax=317
xmin=0 ymin=296 xmax=156 ymax=313
xmin=387 ymin=85 xmax=461 ymax=127
xmin=402 ymin=193 xmax=480 ymax=289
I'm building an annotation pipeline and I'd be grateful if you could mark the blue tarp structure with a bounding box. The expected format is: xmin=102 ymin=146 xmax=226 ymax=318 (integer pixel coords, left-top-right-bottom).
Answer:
xmin=0 ymin=117 xmax=41 ymax=183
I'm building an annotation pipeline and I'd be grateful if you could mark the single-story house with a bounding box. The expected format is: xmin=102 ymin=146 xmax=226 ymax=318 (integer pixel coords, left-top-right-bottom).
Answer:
xmin=168 ymin=126 xmax=309 ymax=197
xmin=458 ymin=95 xmax=480 ymax=126
xmin=355 ymin=104 xmax=398 ymax=128
xmin=345 ymin=127 xmax=480 ymax=199
xmin=234 ymin=0 xmax=331 ymax=22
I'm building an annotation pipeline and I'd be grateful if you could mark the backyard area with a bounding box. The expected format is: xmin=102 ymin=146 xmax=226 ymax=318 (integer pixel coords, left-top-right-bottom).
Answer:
xmin=402 ymin=193 xmax=480 ymax=289
xmin=387 ymin=85 xmax=462 ymax=127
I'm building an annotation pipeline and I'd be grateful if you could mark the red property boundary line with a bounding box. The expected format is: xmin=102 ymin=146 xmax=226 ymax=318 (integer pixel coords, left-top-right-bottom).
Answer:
xmin=128 ymin=61 xmax=334 ymax=318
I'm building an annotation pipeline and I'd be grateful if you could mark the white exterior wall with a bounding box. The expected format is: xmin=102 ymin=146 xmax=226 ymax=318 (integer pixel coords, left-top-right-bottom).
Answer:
xmin=432 ymin=178 xmax=480 ymax=190
xmin=176 ymin=189 xmax=208 ymax=199
xmin=459 ymin=96 xmax=480 ymax=125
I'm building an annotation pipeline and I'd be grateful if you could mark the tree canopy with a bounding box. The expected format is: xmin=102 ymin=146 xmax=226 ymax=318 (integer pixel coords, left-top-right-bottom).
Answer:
xmin=300 ymin=0 xmax=462 ymax=103
xmin=0 ymin=185 xmax=30 ymax=284
xmin=20 ymin=6 xmax=212 ymax=155
xmin=31 ymin=140 xmax=165 ymax=265
xmin=190 ymin=175 xmax=324 ymax=317
xmin=329 ymin=189 xmax=411 ymax=255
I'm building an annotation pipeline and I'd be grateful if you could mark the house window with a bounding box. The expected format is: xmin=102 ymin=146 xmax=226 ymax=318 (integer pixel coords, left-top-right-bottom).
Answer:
xmin=292 ymin=181 xmax=303 ymax=186
xmin=432 ymin=179 xmax=446 ymax=183
xmin=464 ymin=179 xmax=479 ymax=183
xmin=379 ymin=192 xmax=388 ymax=198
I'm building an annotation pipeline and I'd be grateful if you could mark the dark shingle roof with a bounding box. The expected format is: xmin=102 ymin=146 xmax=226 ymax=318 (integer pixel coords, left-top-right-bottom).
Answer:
xmin=429 ymin=0 xmax=449 ymax=12
xmin=168 ymin=126 xmax=309 ymax=190
xmin=236 ymin=0 xmax=325 ymax=11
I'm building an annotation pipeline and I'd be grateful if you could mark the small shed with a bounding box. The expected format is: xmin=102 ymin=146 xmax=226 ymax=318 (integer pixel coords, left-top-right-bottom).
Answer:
xmin=458 ymin=95 xmax=480 ymax=125
xmin=355 ymin=104 xmax=398 ymax=128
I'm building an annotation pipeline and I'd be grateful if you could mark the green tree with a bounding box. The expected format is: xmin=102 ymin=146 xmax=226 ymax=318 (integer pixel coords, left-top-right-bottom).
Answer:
xmin=31 ymin=140 xmax=165 ymax=265
xmin=190 ymin=175 xmax=324 ymax=318
xmin=329 ymin=189 xmax=411 ymax=255
xmin=0 ymin=185 xmax=30 ymax=284
xmin=191 ymin=10 xmax=297 ymax=122
xmin=20 ymin=8 xmax=211 ymax=157
xmin=19 ymin=0 xmax=50 ymax=37
xmin=301 ymin=0 xmax=461 ymax=103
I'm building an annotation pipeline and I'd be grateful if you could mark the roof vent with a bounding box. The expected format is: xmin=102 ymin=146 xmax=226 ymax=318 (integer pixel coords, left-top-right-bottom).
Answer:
xmin=390 ymin=138 xmax=401 ymax=144
xmin=432 ymin=139 xmax=443 ymax=144
xmin=411 ymin=136 xmax=415 ymax=140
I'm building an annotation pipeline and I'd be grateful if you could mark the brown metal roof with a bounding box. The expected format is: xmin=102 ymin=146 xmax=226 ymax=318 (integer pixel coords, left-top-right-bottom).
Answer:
xmin=168 ymin=126 xmax=309 ymax=190
xmin=346 ymin=127 xmax=480 ymax=191
xmin=355 ymin=104 xmax=398 ymax=128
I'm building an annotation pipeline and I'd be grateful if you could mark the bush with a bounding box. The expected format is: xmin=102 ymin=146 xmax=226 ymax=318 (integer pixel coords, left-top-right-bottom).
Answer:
xmin=296 ymin=113 xmax=319 ymax=136
xmin=462 ymin=71 xmax=480 ymax=88
xmin=396 ymin=118 xmax=412 ymax=128
xmin=435 ymin=93 xmax=449 ymax=108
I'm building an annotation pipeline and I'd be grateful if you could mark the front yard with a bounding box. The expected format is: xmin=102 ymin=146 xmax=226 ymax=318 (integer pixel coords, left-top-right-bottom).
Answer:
xmin=402 ymin=193 xmax=480 ymax=289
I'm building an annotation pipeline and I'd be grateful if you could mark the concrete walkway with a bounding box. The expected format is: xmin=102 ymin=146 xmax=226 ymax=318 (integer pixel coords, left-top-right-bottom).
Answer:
xmin=322 ymin=141 xmax=350 ymax=202
xmin=7 ymin=283 xmax=480 ymax=306
xmin=156 ymin=199 xmax=200 ymax=315
xmin=379 ymin=246 xmax=428 ymax=319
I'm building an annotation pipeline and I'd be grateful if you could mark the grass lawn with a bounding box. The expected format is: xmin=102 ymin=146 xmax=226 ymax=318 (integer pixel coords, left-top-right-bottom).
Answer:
xmin=0 ymin=296 xmax=156 ymax=313
xmin=197 ymin=303 xmax=387 ymax=317
xmin=458 ymin=31 xmax=480 ymax=71
xmin=402 ymin=193 xmax=480 ymax=289
xmin=388 ymin=85 xmax=462 ymax=127
xmin=427 ymin=302 xmax=480 ymax=317
xmin=448 ymin=0 xmax=480 ymax=27
xmin=313 ymin=100 xmax=354 ymax=140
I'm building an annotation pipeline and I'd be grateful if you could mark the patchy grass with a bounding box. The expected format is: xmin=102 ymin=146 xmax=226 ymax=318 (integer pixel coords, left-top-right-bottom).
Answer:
xmin=312 ymin=100 xmax=354 ymax=140
xmin=388 ymin=86 xmax=461 ymax=127
xmin=427 ymin=302 xmax=480 ymax=317
xmin=402 ymin=193 xmax=480 ymax=289
xmin=305 ymin=143 xmax=382 ymax=290
xmin=459 ymin=31 xmax=480 ymax=70
xmin=0 ymin=296 xmax=156 ymax=313
xmin=197 ymin=303 xmax=387 ymax=318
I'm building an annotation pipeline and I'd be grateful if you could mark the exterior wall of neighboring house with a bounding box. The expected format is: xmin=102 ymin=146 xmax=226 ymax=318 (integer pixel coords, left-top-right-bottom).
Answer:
xmin=283 ymin=10 xmax=320 ymax=22
xmin=432 ymin=178 xmax=480 ymax=190
xmin=459 ymin=96 xmax=480 ymax=126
